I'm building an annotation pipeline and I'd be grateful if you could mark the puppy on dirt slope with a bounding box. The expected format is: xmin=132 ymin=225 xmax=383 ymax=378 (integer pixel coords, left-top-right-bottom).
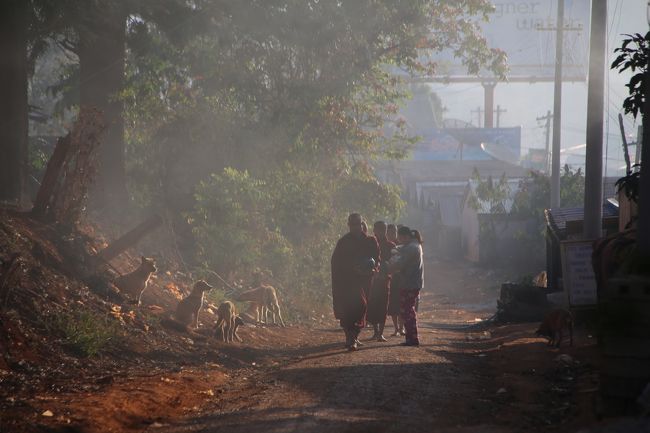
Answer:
xmin=215 ymin=315 xmax=244 ymax=343
xmin=215 ymin=301 xmax=242 ymax=343
xmin=113 ymin=256 xmax=157 ymax=306
xmin=173 ymin=280 xmax=213 ymax=329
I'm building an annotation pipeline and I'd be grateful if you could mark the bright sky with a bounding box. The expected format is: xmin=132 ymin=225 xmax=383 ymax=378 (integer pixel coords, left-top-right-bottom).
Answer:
xmin=428 ymin=0 xmax=645 ymax=177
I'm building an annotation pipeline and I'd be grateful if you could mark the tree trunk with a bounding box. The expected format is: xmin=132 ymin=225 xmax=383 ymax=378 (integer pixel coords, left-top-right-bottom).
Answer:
xmin=77 ymin=3 xmax=128 ymax=214
xmin=0 ymin=1 xmax=28 ymax=203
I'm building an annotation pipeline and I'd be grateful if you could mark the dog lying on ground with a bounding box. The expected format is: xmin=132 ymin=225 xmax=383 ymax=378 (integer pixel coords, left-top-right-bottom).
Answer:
xmin=215 ymin=301 xmax=243 ymax=342
xmin=235 ymin=285 xmax=285 ymax=327
xmin=172 ymin=280 xmax=213 ymax=329
xmin=536 ymin=308 xmax=573 ymax=347
xmin=113 ymin=256 xmax=157 ymax=305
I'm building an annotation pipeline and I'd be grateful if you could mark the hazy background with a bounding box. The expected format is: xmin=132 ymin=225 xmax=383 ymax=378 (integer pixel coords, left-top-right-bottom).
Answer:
xmin=428 ymin=0 xmax=645 ymax=177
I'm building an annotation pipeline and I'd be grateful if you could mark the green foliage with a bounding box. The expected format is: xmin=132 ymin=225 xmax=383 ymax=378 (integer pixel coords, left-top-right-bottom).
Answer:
xmin=468 ymin=168 xmax=510 ymax=214
xmin=47 ymin=310 xmax=122 ymax=357
xmin=33 ymin=0 xmax=508 ymax=316
xmin=615 ymin=164 xmax=641 ymax=204
xmin=512 ymin=165 xmax=585 ymax=219
xmin=468 ymin=169 xmax=511 ymax=261
xmin=611 ymin=32 xmax=650 ymax=119
xmin=510 ymin=166 xmax=586 ymax=264
xmin=189 ymin=166 xmax=403 ymax=317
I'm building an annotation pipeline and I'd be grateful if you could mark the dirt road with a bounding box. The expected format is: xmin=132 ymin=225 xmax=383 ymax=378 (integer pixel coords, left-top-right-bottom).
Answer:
xmin=15 ymin=260 xmax=598 ymax=433
xmin=138 ymin=263 xmax=598 ymax=433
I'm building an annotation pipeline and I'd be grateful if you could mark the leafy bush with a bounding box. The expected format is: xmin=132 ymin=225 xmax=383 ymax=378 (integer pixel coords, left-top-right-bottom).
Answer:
xmin=188 ymin=165 xmax=403 ymax=319
xmin=48 ymin=310 xmax=122 ymax=357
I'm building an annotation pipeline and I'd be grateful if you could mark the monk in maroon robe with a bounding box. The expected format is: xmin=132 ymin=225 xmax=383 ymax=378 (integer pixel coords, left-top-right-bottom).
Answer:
xmin=367 ymin=221 xmax=395 ymax=342
xmin=331 ymin=213 xmax=380 ymax=351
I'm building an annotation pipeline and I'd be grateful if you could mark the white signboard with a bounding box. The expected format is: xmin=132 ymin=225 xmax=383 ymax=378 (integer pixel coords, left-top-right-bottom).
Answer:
xmin=560 ymin=239 xmax=598 ymax=306
xmin=423 ymin=0 xmax=591 ymax=81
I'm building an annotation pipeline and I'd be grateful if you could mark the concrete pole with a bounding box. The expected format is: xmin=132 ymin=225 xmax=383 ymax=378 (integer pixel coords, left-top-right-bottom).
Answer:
xmin=483 ymin=83 xmax=496 ymax=128
xmin=550 ymin=0 xmax=565 ymax=209
xmin=544 ymin=111 xmax=552 ymax=173
xmin=583 ymin=0 xmax=607 ymax=240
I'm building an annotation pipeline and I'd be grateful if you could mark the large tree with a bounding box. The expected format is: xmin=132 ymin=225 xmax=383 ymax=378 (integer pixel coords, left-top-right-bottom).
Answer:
xmin=75 ymin=1 xmax=129 ymax=212
xmin=0 ymin=1 xmax=29 ymax=202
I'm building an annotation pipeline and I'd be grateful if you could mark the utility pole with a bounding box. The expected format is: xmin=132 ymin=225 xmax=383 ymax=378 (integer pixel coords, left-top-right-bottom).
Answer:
xmin=495 ymin=105 xmax=507 ymax=128
xmin=583 ymin=0 xmax=607 ymax=240
xmin=537 ymin=110 xmax=553 ymax=173
xmin=551 ymin=0 xmax=564 ymax=209
xmin=471 ymin=107 xmax=484 ymax=128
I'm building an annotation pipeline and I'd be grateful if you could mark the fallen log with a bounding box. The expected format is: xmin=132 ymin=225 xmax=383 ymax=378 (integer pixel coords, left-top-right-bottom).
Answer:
xmin=31 ymin=134 xmax=71 ymax=217
xmin=96 ymin=214 xmax=163 ymax=263
xmin=31 ymin=108 xmax=105 ymax=223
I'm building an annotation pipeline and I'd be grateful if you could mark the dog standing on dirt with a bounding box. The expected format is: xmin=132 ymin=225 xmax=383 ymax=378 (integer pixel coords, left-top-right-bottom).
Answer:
xmin=215 ymin=301 xmax=243 ymax=342
xmin=235 ymin=285 xmax=285 ymax=327
xmin=173 ymin=280 xmax=213 ymax=329
xmin=536 ymin=308 xmax=573 ymax=347
xmin=113 ymin=256 xmax=157 ymax=305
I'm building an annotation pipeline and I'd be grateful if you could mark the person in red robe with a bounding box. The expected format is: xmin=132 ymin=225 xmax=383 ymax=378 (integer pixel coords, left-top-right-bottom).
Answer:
xmin=331 ymin=213 xmax=380 ymax=351
xmin=367 ymin=221 xmax=395 ymax=342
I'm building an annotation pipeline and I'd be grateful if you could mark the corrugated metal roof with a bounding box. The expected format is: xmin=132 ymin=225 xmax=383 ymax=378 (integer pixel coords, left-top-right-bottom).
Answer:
xmin=545 ymin=203 xmax=619 ymax=233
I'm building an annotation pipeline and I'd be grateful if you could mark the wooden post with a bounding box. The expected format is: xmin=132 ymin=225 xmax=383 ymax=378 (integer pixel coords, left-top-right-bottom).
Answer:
xmin=96 ymin=215 xmax=163 ymax=263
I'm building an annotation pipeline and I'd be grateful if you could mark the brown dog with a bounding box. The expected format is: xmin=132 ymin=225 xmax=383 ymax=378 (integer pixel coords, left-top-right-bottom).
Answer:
xmin=173 ymin=280 xmax=213 ymax=329
xmin=113 ymin=256 xmax=157 ymax=305
xmin=215 ymin=314 xmax=244 ymax=342
xmin=215 ymin=301 xmax=239 ymax=342
xmin=536 ymin=308 xmax=573 ymax=347
xmin=235 ymin=285 xmax=285 ymax=327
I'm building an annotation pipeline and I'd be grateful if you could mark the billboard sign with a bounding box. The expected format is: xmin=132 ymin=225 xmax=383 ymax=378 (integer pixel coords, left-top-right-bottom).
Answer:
xmin=423 ymin=0 xmax=591 ymax=82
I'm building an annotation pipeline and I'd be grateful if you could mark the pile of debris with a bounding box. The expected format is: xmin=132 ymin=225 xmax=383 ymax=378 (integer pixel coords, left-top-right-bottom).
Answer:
xmin=496 ymin=272 xmax=551 ymax=322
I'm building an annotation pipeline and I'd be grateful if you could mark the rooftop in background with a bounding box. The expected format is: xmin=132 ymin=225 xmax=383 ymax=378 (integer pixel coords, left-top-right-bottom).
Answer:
xmin=545 ymin=203 xmax=619 ymax=239
xmin=377 ymin=159 xmax=530 ymax=185
xmin=410 ymin=127 xmax=521 ymax=163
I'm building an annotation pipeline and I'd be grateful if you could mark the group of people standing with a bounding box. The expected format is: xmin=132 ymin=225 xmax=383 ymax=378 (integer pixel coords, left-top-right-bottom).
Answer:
xmin=331 ymin=213 xmax=424 ymax=351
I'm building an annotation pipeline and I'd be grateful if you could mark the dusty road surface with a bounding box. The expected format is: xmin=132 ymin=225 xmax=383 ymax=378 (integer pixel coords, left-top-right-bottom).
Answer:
xmin=137 ymin=261 xmax=599 ymax=433
xmin=12 ymin=258 xmax=599 ymax=433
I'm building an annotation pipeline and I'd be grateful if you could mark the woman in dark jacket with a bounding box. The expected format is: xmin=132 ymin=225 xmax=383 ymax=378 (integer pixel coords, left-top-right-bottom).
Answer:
xmin=389 ymin=226 xmax=424 ymax=346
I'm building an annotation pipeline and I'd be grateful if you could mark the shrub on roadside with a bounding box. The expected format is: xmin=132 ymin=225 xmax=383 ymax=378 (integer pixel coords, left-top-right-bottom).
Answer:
xmin=47 ymin=310 xmax=122 ymax=357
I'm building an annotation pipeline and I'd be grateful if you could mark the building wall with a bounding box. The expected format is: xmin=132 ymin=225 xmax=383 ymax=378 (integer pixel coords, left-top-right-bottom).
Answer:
xmin=461 ymin=202 xmax=480 ymax=262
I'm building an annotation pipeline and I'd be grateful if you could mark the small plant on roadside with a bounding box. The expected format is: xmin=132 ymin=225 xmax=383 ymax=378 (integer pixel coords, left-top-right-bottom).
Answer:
xmin=48 ymin=310 xmax=122 ymax=357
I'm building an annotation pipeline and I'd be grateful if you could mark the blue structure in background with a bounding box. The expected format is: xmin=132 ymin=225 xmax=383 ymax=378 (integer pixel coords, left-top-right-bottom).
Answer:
xmin=411 ymin=127 xmax=521 ymax=162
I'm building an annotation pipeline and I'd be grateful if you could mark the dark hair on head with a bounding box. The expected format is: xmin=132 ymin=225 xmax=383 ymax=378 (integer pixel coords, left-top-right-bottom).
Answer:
xmin=397 ymin=226 xmax=411 ymax=237
xmin=374 ymin=221 xmax=386 ymax=229
xmin=397 ymin=226 xmax=423 ymax=244
xmin=387 ymin=223 xmax=397 ymax=230
xmin=348 ymin=212 xmax=361 ymax=223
